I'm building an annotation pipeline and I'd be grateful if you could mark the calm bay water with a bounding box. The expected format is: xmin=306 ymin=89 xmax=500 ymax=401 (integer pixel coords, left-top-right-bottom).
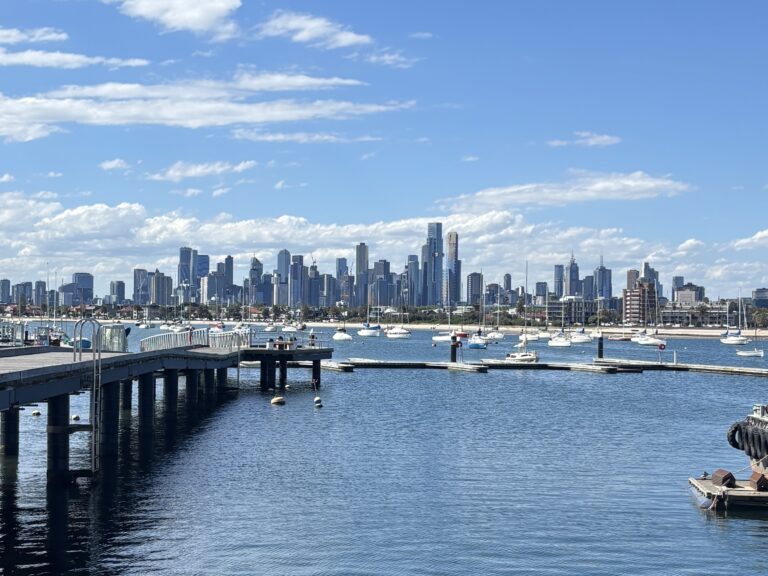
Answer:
xmin=2 ymin=326 xmax=768 ymax=575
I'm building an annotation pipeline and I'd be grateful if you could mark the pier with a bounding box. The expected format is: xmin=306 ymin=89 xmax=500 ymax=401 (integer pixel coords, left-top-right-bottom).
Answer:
xmin=0 ymin=327 xmax=332 ymax=484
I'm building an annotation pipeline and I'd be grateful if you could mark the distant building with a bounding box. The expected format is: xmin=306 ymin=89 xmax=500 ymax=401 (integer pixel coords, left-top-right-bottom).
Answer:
xmin=0 ymin=279 xmax=10 ymax=304
xmin=554 ymin=265 xmax=564 ymax=298
xmin=754 ymin=288 xmax=768 ymax=309
xmin=445 ymin=231 xmax=461 ymax=306
xmin=626 ymin=269 xmax=639 ymax=290
xmin=110 ymin=280 xmax=126 ymax=305
xmin=564 ymin=254 xmax=580 ymax=297
xmin=335 ymin=257 xmax=348 ymax=281
xmin=133 ymin=268 xmax=149 ymax=305
xmin=355 ymin=242 xmax=369 ymax=307
xmin=466 ymin=272 xmax=484 ymax=306
xmin=421 ymin=223 xmax=444 ymax=306
xmin=622 ymin=282 xmax=658 ymax=326
xmin=594 ymin=258 xmax=612 ymax=301
xmin=34 ymin=281 xmax=47 ymax=307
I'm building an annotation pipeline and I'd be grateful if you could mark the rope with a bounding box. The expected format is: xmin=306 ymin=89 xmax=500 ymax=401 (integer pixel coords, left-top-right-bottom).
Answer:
xmin=737 ymin=453 xmax=768 ymax=474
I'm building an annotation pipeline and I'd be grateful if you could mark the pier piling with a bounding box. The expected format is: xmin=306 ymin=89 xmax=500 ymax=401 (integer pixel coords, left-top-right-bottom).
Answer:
xmin=0 ymin=406 xmax=19 ymax=457
xmin=99 ymin=381 xmax=120 ymax=461
xmin=120 ymin=379 xmax=133 ymax=411
xmin=46 ymin=394 xmax=70 ymax=482
xmin=138 ymin=373 xmax=155 ymax=435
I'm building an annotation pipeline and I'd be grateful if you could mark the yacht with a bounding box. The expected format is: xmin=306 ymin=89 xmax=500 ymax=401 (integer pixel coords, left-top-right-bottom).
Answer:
xmin=385 ymin=325 xmax=411 ymax=339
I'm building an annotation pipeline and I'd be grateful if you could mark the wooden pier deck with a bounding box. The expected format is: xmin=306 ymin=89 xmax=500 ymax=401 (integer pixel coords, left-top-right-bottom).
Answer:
xmin=689 ymin=476 xmax=768 ymax=509
xmin=595 ymin=357 xmax=768 ymax=377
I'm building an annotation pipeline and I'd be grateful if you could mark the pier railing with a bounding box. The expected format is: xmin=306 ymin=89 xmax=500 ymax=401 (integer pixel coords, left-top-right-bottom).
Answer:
xmin=139 ymin=329 xmax=208 ymax=352
xmin=208 ymin=331 xmax=249 ymax=350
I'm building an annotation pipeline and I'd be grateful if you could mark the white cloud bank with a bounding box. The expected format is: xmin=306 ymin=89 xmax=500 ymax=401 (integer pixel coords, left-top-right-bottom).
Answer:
xmin=442 ymin=169 xmax=689 ymax=211
xmin=0 ymin=47 xmax=148 ymax=68
xmin=105 ymin=0 xmax=241 ymax=39
xmin=258 ymin=10 xmax=373 ymax=49
xmin=547 ymin=131 xmax=622 ymax=148
xmin=147 ymin=160 xmax=257 ymax=182
xmin=0 ymin=27 xmax=68 ymax=44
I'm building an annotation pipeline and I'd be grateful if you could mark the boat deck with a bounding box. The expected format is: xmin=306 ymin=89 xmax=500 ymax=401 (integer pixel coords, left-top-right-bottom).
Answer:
xmin=689 ymin=476 xmax=768 ymax=509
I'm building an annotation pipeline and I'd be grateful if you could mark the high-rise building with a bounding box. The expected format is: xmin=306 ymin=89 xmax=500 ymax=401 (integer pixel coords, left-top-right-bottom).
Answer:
xmin=0 ymin=279 xmax=10 ymax=304
xmin=626 ymin=269 xmax=639 ymax=290
xmin=133 ymin=268 xmax=149 ymax=305
xmin=72 ymin=272 xmax=94 ymax=304
xmin=335 ymin=258 xmax=348 ymax=280
xmin=421 ymin=222 xmax=444 ymax=306
xmin=445 ymin=231 xmax=461 ymax=307
xmin=405 ymin=255 xmax=420 ymax=307
xmin=224 ymin=255 xmax=234 ymax=293
xmin=178 ymin=246 xmax=197 ymax=302
xmin=753 ymin=288 xmax=768 ymax=309
xmin=110 ymin=280 xmax=126 ymax=305
xmin=554 ymin=265 xmax=564 ymax=298
xmin=594 ymin=258 xmax=612 ymax=301
xmin=355 ymin=242 xmax=369 ymax=307
xmin=564 ymin=254 xmax=580 ymax=297
xmin=34 ymin=281 xmax=47 ymax=306
xmin=641 ymin=262 xmax=663 ymax=299
xmin=535 ymin=281 xmax=548 ymax=298
xmin=289 ymin=255 xmax=306 ymax=308
xmin=466 ymin=272 xmax=484 ymax=306
xmin=248 ymin=257 xmax=264 ymax=305
xmin=503 ymin=274 xmax=512 ymax=293
xmin=195 ymin=254 xmax=210 ymax=294
xmin=671 ymin=276 xmax=684 ymax=302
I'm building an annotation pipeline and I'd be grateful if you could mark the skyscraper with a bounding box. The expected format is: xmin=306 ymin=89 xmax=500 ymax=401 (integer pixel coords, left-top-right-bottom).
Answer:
xmin=406 ymin=255 xmax=420 ymax=307
xmin=626 ymin=269 xmax=639 ymax=290
xmin=466 ymin=272 xmax=484 ymax=306
xmin=445 ymin=231 xmax=461 ymax=307
xmin=178 ymin=246 xmax=197 ymax=303
xmin=248 ymin=257 xmax=264 ymax=305
xmin=335 ymin=257 xmax=348 ymax=280
xmin=355 ymin=242 xmax=369 ymax=307
xmin=554 ymin=265 xmax=564 ymax=298
xmin=564 ymin=254 xmax=580 ymax=297
xmin=594 ymin=257 xmax=612 ymax=301
xmin=419 ymin=223 xmax=444 ymax=306
xmin=133 ymin=268 xmax=149 ymax=305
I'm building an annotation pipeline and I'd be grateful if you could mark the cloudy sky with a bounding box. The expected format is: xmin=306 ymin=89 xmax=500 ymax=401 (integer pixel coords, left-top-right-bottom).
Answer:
xmin=1 ymin=0 xmax=766 ymax=299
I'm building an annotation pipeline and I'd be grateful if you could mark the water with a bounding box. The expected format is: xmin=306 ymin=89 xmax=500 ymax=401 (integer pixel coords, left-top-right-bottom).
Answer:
xmin=2 ymin=326 xmax=768 ymax=575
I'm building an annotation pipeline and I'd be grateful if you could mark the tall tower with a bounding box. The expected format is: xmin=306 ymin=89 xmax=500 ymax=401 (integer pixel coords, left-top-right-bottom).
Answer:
xmin=594 ymin=256 xmax=612 ymax=301
xmin=564 ymin=254 xmax=580 ymax=297
xmin=421 ymin=223 xmax=444 ymax=306
xmin=445 ymin=231 xmax=461 ymax=307
xmin=553 ymin=265 xmax=564 ymax=298
xmin=355 ymin=242 xmax=369 ymax=307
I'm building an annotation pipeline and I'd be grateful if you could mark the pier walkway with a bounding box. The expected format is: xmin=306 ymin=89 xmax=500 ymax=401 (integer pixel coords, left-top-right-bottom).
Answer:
xmin=0 ymin=327 xmax=332 ymax=484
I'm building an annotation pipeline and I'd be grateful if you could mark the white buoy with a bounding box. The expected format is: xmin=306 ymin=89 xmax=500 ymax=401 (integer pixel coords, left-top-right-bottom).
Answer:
xmin=285 ymin=384 xmax=291 ymax=390
xmin=315 ymin=402 xmax=323 ymax=408
xmin=314 ymin=396 xmax=322 ymax=405
xmin=271 ymin=396 xmax=285 ymax=405
xmin=71 ymin=414 xmax=80 ymax=421
xmin=31 ymin=410 xmax=41 ymax=417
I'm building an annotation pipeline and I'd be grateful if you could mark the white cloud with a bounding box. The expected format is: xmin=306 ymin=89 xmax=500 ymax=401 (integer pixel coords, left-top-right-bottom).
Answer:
xmin=0 ymin=47 xmax=148 ymax=68
xmin=360 ymin=152 xmax=376 ymax=161
xmin=0 ymin=173 xmax=13 ymax=183
xmin=461 ymin=155 xmax=479 ymax=162
xmin=232 ymin=129 xmax=380 ymax=144
xmin=258 ymin=10 xmax=373 ymax=49
xmin=442 ymin=169 xmax=690 ymax=211
xmin=148 ymin=160 xmax=257 ymax=182
xmin=362 ymin=49 xmax=420 ymax=69
xmin=100 ymin=158 xmax=130 ymax=171
xmin=677 ymin=238 xmax=704 ymax=252
xmin=0 ymin=87 xmax=414 ymax=143
xmin=106 ymin=0 xmax=241 ymax=39
xmin=733 ymin=229 xmax=768 ymax=250
xmin=273 ymin=180 xmax=307 ymax=190
xmin=48 ymin=71 xmax=363 ymax=100
xmin=212 ymin=187 xmax=230 ymax=197
xmin=0 ymin=27 xmax=68 ymax=44
xmin=274 ymin=179 xmax=286 ymax=190
xmin=547 ymin=131 xmax=622 ymax=148
xmin=33 ymin=191 xmax=58 ymax=199
xmin=171 ymin=188 xmax=203 ymax=198
xmin=410 ymin=32 xmax=434 ymax=40
xmin=0 ymin=193 xmax=760 ymax=298
xmin=46 ymin=171 xmax=63 ymax=178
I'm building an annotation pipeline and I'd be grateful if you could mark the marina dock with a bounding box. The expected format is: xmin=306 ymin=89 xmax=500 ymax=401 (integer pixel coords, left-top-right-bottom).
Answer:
xmin=689 ymin=476 xmax=768 ymax=510
xmin=594 ymin=357 xmax=768 ymax=377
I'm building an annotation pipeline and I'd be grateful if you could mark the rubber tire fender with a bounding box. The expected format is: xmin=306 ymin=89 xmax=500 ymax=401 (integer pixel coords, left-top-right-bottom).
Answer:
xmin=727 ymin=421 xmax=742 ymax=450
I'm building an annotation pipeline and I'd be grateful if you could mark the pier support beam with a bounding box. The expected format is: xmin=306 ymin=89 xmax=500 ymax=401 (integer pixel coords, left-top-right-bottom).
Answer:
xmin=163 ymin=370 xmax=179 ymax=410
xmin=120 ymin=379 xmax=133 ymax=411
xmin=279 ymin=360 xmax=287 ymax=388
xmin=216 ymin=368 xmax=228 ymax=389
xmin=204 ymin=369 xmax=216 ymax=405
xmin=0 ymin=407 xmax=20 ymax=457
xmin=99 ymin=381 xmax=120 ymax=461
xmin=46 ymin=394 xmax=70 ymax=483
xmin=137 ymin=373 xmax=155 ymax=435
xmin=597 ymin=336 xmax=604 ymax=359
xmin=312 ymin=360 xmax=321 ymax=388
xmin=185 ymin=370 xmax=199 ymax=407
xmin=260 ymin=358 xmax=276 ymax=391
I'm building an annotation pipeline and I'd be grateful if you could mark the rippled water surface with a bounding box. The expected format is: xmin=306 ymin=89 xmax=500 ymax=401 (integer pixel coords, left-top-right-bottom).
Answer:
xmin=2 ymin=326 xmax=768 ymax=575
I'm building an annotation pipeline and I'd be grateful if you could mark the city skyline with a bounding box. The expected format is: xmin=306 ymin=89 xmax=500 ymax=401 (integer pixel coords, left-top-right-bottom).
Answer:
xmin=1 ymin=2 xmax=767 ymax=297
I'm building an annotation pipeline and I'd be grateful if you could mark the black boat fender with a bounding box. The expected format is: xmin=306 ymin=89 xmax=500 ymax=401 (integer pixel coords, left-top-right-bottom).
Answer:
xmin=727 ymin=421 xmax=742 ymax=450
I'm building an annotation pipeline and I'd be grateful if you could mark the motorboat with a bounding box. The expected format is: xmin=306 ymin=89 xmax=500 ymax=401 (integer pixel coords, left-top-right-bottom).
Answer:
xmin=432 ymin=330 xmax=465 ymax=343
xmin=736 ymin=348 xmax=764 ymax=358
xmin=385 ymin=325 xmax=411 ymax=339
xmin=570 ymin=329 xmax=593 ymax=344
xmin=547 ymin=332 xmax=571 ymax=347
xmin=357 ymin=323 xmax=381 ymax=337
xmin=332 ymin=327 xmax=353 ymax=341
xmin=467 ymin=334 xmax=487 ymax=349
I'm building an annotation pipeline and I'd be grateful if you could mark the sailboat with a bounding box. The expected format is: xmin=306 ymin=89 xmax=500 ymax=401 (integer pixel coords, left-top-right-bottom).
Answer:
xmin=357 ymin=305 xmax=381 ymax=337
xmin=548 ymin=298 xmax=571 ymax=347
xmin=721 ymin=292 xmax=750 ymax=345
xmin=432 ymin=307 xmax=465 ymax=342
xmin=385 ymin=306 xmax=411 ymax=339
xmin=485 ymin=295 xmax=505 ymax=341
xmin=736 ymin=315 xmax=762 ymax=357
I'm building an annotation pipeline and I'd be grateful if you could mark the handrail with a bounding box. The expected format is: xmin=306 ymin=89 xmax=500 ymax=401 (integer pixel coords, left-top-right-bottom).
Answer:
xmin=139 ymin=328 xmax=209 ymax=352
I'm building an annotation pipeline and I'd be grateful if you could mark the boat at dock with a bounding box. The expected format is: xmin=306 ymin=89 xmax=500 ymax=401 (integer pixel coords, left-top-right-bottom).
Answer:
xmin=690 ymin=403 xmax=768 ymax=510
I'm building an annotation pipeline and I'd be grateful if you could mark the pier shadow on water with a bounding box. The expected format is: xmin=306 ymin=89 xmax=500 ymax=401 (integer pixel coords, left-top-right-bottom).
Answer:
xmin=0 ymin=380 xmax=238 ymax=576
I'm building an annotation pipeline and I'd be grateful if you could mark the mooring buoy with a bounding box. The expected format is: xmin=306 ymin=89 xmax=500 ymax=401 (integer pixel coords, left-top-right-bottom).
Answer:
xmin=71 ymin=414 xmax=80 ymax=421
xmin=271 ymin=396 xmax=285 ymax=405
xmin=31 ymin=410 xmax=41 ymax=417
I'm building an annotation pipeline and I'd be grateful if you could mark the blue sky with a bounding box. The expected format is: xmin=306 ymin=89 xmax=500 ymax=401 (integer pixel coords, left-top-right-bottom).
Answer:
xmin=0 ymin=0 xmax=766 ymax=299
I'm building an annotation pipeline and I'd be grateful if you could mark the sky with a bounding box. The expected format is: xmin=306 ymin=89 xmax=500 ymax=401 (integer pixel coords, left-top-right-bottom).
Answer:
xmin=1 ymin=0 xmax=767 ymax=300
